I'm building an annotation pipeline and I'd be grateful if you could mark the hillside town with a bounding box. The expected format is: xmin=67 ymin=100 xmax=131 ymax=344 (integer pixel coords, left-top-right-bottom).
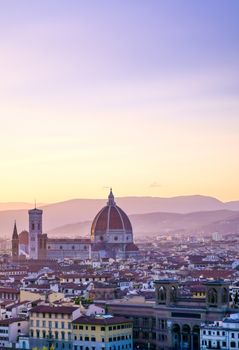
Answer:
xmin=0 ymin=192 xmax=239 ymax=350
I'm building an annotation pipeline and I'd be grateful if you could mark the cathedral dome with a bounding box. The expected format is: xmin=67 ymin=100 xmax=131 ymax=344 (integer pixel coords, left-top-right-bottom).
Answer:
xmin=19 ymin=230 xmax=29 ymax=245
xmin=91 ymin=189 xmax=133 ymax=241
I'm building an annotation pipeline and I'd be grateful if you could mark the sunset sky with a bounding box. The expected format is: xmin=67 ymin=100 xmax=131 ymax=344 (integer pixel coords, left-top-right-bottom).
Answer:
xmin=0 ymin=0 xmax=239 ymax=202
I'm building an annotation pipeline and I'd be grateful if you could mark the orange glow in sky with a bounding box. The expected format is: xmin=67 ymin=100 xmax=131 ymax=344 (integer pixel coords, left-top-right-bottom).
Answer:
xmin=0 ymin=1 xmax=239 ymax=202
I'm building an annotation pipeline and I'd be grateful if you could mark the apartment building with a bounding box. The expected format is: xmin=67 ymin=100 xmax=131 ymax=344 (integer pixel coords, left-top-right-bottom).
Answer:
xmin=72 ymin=315 xmax=133 ymax=350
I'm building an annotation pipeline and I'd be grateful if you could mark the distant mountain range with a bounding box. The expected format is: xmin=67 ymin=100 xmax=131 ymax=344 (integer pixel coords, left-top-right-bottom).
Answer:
xmin=0 ymin=195 xmax=239 ymax=238
xmin=48 ymin=209 xmax=239 ymax=239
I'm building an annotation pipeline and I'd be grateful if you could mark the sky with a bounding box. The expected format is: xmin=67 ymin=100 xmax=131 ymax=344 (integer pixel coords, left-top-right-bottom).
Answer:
xmin=0 ymin=0 xmax=239 ymax=202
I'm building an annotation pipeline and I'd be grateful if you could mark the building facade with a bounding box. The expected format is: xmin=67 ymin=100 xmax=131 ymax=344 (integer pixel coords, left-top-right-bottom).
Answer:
xmin=104 ymin=280 xmax=232 ymax=350
xmin=47 ymin=239 xmax=91 ymax=260
xmin=29 ymin=305 xmax=81 ymax=350
xmin=72 ymin=314 xmax=133 ymax=350
xmin=200 ymin=313 xmax=239 ymax=350
xmin=0 ymin=318 xmax=29 ymax=348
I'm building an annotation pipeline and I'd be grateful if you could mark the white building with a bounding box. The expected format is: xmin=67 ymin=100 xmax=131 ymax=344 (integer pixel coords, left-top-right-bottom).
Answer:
xmin=200 ymin=313 xmax=239 ymax=350
xmin=0 ymin=318 xmax=29 ymax=348
xmin=212 ymin=232 xmax=222 ymax=241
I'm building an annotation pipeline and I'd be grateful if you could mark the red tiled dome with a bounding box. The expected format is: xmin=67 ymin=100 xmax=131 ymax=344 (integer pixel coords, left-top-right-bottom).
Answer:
xmin=19 ymin=230 xmax=29 ymax=245
xmin=91 ymin=190 xmax=132 ymax=239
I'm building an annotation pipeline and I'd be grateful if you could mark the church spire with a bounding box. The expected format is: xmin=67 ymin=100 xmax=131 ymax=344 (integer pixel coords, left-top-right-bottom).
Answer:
xmin=12 ymin=220 xmax=18 ymax=239
xmin=12 ymin=220 xmax=19 ymax=261
xmin=107 ymin=188 xmax=116 ymax=206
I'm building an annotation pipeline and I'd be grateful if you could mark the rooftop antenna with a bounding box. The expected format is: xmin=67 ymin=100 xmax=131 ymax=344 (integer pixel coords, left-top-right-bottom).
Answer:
xmin=34 ymin=199 xmax=37 ymax=209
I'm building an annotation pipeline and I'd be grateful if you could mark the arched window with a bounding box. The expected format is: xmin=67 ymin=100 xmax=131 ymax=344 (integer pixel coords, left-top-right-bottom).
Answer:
xmin=158 ymin=286 xmax=166 ymax=303
xmin=208 ymin=288 xmax=218 ymax=305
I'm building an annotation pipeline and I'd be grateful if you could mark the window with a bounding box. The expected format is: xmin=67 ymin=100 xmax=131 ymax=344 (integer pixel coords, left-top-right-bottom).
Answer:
xmin=91 ymin=326 xmax=96 ymax=331
xmin=231 ymin=341 xmax=236 ymax=348
xmin=232 ymin=333 xmax=235 ymax=338
xmin=91 ymin=337 xmax=96 ymax=342
xmin=101 ymin=327 xmax=105 ymax=331
xmin=55 ymin=321 xmax=58 ymax=328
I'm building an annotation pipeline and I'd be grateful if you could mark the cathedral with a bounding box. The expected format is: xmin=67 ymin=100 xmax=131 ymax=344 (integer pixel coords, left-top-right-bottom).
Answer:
xmin=11 ymin=190 xmax=139 ymax=261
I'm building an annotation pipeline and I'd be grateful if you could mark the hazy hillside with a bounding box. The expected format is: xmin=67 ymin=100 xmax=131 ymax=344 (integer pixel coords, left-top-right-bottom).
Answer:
xmin=1 ymin=195 xmax=239 ymax=237
xmin=48 ymin=210 xmax=239 ymax=239
xmin=225 ymin=201 xmax=239 ymax=211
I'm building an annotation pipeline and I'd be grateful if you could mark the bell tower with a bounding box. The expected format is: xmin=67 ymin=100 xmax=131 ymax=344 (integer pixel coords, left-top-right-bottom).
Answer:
xmin=29 ymin=207 xmax=43 ymax=259
xmin=204 ymin=280 xmax=229 ymax=309
xmin=155 ymin=279 xmax=178 ymax=306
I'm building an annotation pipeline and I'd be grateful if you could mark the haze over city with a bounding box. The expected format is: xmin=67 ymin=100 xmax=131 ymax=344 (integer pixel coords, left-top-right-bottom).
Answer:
xmin=0 ymin=0 xmax=239 ymax=203
xmin=1 ymin=3 xmax=239 ymax=350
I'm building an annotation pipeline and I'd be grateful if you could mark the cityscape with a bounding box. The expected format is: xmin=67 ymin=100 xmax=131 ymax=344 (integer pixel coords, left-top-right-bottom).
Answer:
xmin=0 ymin=1 xmax=239 ymax=350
